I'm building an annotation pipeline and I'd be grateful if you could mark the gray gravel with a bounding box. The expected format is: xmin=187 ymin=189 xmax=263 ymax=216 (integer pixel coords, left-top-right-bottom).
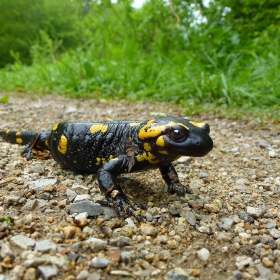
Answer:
xmin=0 ymin=95 xmax=280 ymax=279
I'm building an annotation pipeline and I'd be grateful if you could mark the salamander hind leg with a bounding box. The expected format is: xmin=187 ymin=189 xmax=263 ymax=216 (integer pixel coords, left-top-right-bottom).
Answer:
xmin=97 ymin=155 xmax=142 ymax=220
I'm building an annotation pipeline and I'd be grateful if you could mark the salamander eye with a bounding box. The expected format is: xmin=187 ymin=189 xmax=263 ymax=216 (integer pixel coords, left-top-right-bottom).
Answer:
xmin=168 ymin=127 xmax=187 ymax=142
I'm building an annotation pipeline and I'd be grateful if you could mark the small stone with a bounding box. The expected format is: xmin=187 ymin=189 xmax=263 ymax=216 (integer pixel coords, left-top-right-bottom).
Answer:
xmin=91 ymin=257 xmax=110 ymax=268
xmin=177 ymin=156 xmax=191 ymax=164
xmin=76 ymin=270 xmax=90 ymax=280
xmin=121 ymin=251 xmax=136 ymax=264
xmin=72 ymin=184 xmax=89 ymax=195
xmin=233 ymin=270 xmax=242 ymax=280
xmin=258 ymin=140 xmax=270 ymax=148
xmin=197 ymin=225 xmax=212 ymax=234
xmin=197 ymin=248 xmax=210 ymax=261
xmin=198 ymin=172 xmax=209 ymax=178
xmin=235 ymin=255 xmax=252 ymax=270
xmin=184 ymin=211 xmax=196 ymax=226
xmin=32 ymin=164 xmax=45 ymax=173
xmin=145 ymin=212 xmax=153 ymax=222
xmin=157 ymin=250 xmax=171 ymax=261
xmin=238 ymin=211 xmax=254 ymax=223
xmin=24 ymin=257 xmax=46 ymax=268
xmin=120 ymin=225 xmax=137 ymax=237
xmin=217 ymin=217 xmax=234 ymax=230
xmin=262 ymin=257 xmax=274 ymax=268
xmin=140 ymin=223 xmax=158 ymax=237
xmin=10 ymin=235 xmax=36 ymax=252
xmin=189 ymin=179 xmax=202 ymax=194
xmin=204 ymin=203 xmax=220 ymax=213
xmin=246 ymin=206 xmax=266 ymax=218
xmin=87 ymin=273 xmax=102 ymax=280
xmin=68 ymin=201 xmax=103 ymax=216
xmin=63 ymin=226 xmax=81 ymax=239
xmin=66 ymin=188 xmax=77 ymax=202
xmin=165 ymin=267 xmax=191 ymax=280
xmin=38 ymin=265 xmax=58 ymax=280
xmin=256 ymin=263 xmax=272 ymax=279
xmin=74 ymin=194 xmax=91 ymax=202
xmin=269 ymin=150 xmax=276 ymax=158
xmin=23 ymin=267 xmax=36 ymax=280
xmin=215 ymin=232 xmax=233 ymax=242
xmin=85 ymin=238 xmax=107 ymax=252
xmin=269 ymin=229 xmax=280 ymax=239
xmin=27 ymin=178 xmax=57 ymax=192
xmin=35 ymin=240 xmax=57 ymax=253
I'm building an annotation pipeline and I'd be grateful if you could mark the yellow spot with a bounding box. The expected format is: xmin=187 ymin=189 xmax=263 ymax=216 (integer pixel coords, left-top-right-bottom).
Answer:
xmin=159 ymin=150 xmax=169 ymax=155
xmin=129 ymin=122 xmax=142 ymax=127
xmin=109 ymin=155 xmax=114 ymax=160
xmin=177 ymin=123 xmax=189 ymax=130
xmin=143 ymin=143 xmax=151 ymax=151
xmin=139 ymin=120 xmax=176 ymax=140
xmin=102 ymin=158 xmax=106 ymax=165
xmin=74 ymin=160 xmax=77 ymax=163
xmin=136 ymin=154 xmax=145 ymax=162
xmin=189 ymin=121 xmax=206 ymax=128
xmin=136 ymin=152 xmax=159 ymax=164
xmin=90 ymin=124 xmax=108 ymax=134
xmin=58 ymin=135 xmax=67 ymax=154
xmin=96 ymin=158 xmax=101 ymax=165
xmin=174 ymin=155 xmax=181 ymax=160
xmin=16 ymin=138 xmax=23 ymax=144
xmin=16 ymin=131 xmax=21 ymax=136
xmin=45 ymin=140 xmax=48 ymax=147
xmin=52 ymin=123 xmax=59 ymax=131
xmin=6 ymin=130 xmax=10 ymax=135
xmin=156 ymin=136 xmax=165 ymax=147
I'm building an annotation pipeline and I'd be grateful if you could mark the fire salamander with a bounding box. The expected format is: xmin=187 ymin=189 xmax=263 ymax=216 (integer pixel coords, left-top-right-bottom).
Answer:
xmin=0 ymin=117 xmax=213 ymax=220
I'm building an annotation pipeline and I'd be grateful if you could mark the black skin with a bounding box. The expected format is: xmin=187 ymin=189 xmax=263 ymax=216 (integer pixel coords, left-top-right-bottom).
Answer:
xmin=0 ymin=117 xmax=213 ymax=220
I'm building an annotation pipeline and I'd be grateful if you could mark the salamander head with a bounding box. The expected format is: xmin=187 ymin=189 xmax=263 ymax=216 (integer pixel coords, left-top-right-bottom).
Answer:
xmin=138 ymin=117 xmax=213 ymax=157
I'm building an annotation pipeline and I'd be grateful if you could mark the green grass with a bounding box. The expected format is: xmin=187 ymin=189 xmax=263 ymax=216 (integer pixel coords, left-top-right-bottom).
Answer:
xmin=0 ymin=42 xmax=279 ymax=123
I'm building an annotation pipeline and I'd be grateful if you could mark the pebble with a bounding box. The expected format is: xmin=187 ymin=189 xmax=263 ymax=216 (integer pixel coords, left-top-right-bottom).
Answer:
xmin=140 ymin=223 xmax=158 ymax=237
xmin=269 ymin=228 xmax=280 ymax=239
xmin=199 ymin=172 xmax=209 ymax=178
xmin=246 ymin=206 xmax=266 ymax=218
xmin=165 ymin=267 xmax=193 ymax=280
xmin=235 ymin=255 xmax=252 ymax=270
xmin=76 ymin=270 xmax=90 ymax=280
xmin=258 ymin=140 xmax=270 ymax=148
xmin=262 ymin=257 xmax=274 ymax=268
xmin=184 ymin=211 xmax=196 ymax=226
xmin=66 ymin=188 xmax=77 ymax=201
xmin=10 ymin=235 xmax=36 ymax=251
xmin=217 ymin=217 xmax=234 ymax=230
xmin=145 ymin=212 xmax=153 ymax=222
xmin=68 ymin=200 xmax=103 ymax=216
xmin=72 ymin=184 xmax=89 ymax=194
xmin=197 ymin=248 xmax=210 ymax=261
xmin=85 ymin=238 xmax=107 ymax=252
xmin=38 ymin=265 xmax=58 ymax=280
xmin=74 ymin=194 xmax=91 ymax=202
xmin=256 ymin=263 xmax=272 ymax=279
xmin=35 ymin=240 xmax=57 ymax=253
xmin=91 ymin=257 xmax=110 ymax=268
xmin=238 ymin=211 xmax=254 ymax=223
xmin=215 ymin=232 xmax=233 ymax=242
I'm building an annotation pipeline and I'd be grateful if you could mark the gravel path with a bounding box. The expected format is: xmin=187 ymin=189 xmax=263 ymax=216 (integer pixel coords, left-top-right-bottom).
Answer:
xmin=0 ymin=95 xmax=279 ymax=280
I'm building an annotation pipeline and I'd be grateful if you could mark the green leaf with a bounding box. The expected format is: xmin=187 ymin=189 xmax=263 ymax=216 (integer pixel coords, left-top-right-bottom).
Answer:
xmin=0 ymin=94 xmax=9 ymax=103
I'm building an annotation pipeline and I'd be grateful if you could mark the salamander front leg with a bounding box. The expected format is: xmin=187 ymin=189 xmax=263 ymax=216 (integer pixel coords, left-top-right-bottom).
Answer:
xmin=159 ymin=163 xmax=192 ymax=196
xmin=97 ymin=155 xmax=142 ymax=220
xmin=21 ymin=133 xmax=41 ymax=161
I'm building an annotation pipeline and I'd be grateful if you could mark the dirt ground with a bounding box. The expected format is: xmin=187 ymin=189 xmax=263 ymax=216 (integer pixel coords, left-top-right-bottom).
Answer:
xmin=0 ymin=95 xmax=279 ymax=280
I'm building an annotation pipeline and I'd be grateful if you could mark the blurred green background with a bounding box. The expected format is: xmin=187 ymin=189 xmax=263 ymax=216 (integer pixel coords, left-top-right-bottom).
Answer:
xmin=0 ymin=0 xmax=279 ymax=120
